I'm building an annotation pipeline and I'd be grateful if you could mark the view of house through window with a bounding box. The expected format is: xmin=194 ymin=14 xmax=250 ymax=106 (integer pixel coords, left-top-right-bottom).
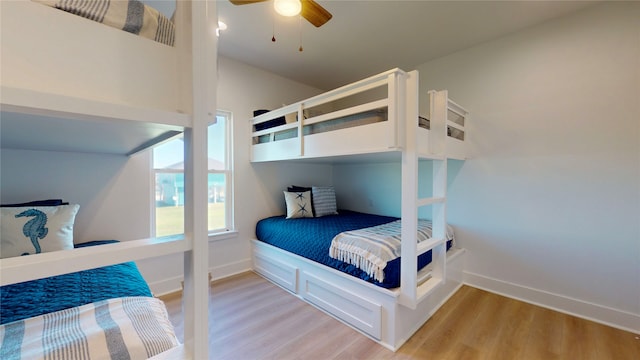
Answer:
xmin=153 ymin=112 xmax=232 ymax=237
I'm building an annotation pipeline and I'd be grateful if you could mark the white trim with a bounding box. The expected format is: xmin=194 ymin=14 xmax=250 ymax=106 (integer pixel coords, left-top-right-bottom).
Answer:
xmin=148 ymin=274 xmax=185 ymax=298
xmin=463 ymin=271 xmax=640 ymax=334
xmin=208 ymin=230 xmax=238 ymax=242
xmin=147 ymin=258 xmax=251 ymax=298
xmin=210 ymin=259 xmax=252 ymax=281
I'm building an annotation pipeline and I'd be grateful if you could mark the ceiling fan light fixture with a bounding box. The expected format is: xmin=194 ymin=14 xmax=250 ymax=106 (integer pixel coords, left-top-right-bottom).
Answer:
xmin=274 ymin=0 xmax=301 ymax=17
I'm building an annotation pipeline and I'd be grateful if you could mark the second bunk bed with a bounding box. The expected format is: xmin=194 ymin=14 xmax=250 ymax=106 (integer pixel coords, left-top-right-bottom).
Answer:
xmin=250 ymin=68 xmax=469 ymax=351
xmin=1 ymin=1 xmax=217 ymax=358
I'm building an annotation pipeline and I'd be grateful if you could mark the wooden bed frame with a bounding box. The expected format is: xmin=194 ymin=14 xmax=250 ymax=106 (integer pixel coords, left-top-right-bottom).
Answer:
xmin=0 ymin=1 xmax=216 ymax=358
xmin=250 ymin=68 xmax=470 ymax=350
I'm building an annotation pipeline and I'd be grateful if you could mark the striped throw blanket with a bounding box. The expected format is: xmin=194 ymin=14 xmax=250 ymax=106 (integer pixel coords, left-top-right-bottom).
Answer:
xmin=33 ymin=0 xmax=175 ymax=46
xmin=0 ymin=297 xmax=179 ymax=360
xmin=329 ymin=219 xmax=454 ymax=282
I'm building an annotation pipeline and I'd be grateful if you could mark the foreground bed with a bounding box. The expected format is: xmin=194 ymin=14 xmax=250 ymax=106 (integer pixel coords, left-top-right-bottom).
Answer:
xmin=0 ymin=241 xmax=180 ymax=358
xmin=0 ymin=241 xmax=152 ymax=325
xmin=1 ymin=0 xmax=216 ymax=357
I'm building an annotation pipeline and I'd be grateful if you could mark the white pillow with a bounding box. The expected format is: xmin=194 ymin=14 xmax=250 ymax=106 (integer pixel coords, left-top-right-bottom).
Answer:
xmin=284 ymin=191 xmax=313 ymax=219
xmin=312 ymin=186 xmax=338 ymax=217
xmin=0 ymin=204 xmax=80 ymax=258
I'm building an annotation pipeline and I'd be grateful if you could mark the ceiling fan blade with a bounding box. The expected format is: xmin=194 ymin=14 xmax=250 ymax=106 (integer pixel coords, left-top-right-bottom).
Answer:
xmin=229 ymin=0 xmax=269 ymax=5
xmin=301 ymin=0 xmax=332 ymax=27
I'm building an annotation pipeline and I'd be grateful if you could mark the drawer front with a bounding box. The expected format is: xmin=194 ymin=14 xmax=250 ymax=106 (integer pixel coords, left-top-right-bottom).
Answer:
xmin=253 ymin=252 xmax=298 ymax=293
xmin=300 ymin=272 xmax=382 ymax=340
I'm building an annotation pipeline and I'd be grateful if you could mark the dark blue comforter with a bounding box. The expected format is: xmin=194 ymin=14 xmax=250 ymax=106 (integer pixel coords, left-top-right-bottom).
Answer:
xmin=0 ymin=240 xmax=152 ymax=325
xmin=256 ymin=210 xmax=450 ymax=289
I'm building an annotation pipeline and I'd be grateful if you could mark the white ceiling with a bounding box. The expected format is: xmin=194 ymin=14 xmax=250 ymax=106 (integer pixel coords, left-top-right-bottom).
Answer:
xmin=217 ymin=0 xmax=600 ymax=90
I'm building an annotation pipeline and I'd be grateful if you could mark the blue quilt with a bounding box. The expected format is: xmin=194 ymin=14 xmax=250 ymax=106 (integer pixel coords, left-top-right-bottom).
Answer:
xmin=0 ymin=240 xmax=152 ymax=325
xmin=255 ymin=210 xmax=452 ymax=289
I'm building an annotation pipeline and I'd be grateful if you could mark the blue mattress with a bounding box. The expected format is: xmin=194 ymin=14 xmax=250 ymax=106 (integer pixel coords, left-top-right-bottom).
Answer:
xmin=255 ymin=210 xmax=452 ymax=289
xmin=0 ymin=240 xmax=152 ymax=325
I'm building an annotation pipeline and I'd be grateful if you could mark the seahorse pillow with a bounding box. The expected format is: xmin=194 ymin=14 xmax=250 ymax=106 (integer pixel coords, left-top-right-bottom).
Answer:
xmin=0 ymin=204 xmax=80 ymax=259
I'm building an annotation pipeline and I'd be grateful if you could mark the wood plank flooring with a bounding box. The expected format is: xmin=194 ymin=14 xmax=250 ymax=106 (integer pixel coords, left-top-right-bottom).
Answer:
xmin=161 ymin=271 xmax=640 ymax=359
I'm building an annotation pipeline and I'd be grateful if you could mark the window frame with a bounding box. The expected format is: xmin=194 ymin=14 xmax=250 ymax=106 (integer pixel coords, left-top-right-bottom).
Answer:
xmin=151 ymin=110 xmax=234 ymax=238
xmin=208 ymin=110 xmax=234 ymax=235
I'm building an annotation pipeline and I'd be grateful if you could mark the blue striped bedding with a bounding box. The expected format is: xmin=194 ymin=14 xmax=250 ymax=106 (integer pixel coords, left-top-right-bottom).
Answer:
xmin=255 ymin=210 xmax=453 ymax=288
xmin=0 ymin=240 xmax=152 ymax=325
xmin=0 ymin=296 xmax=178 ymax=359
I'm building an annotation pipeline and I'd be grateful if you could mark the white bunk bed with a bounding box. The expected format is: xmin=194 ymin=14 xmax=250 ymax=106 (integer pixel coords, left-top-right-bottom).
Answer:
xmin=250 ymin=68 xmax=469 ymax=350
xmin=0 ymin=1 xmax=216 ymax=358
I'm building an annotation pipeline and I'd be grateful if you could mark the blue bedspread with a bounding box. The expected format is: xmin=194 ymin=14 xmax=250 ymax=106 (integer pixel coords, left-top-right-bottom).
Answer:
xmin=255 ymin=210 xmax=451 ymax=289
xmin=0 ymin=240 xmax=152 ymax=325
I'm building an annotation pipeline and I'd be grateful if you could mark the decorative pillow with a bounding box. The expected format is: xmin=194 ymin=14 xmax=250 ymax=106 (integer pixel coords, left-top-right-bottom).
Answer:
xmin=287 ymin=185 xmax=315 ymax=216
xmin=1 ymin=199 xmax=68 ymax=207
xmin=312 ymin=186 xmax=338 ymax=217
xmin=253 ymin=109 xmax=286 ymax=131
xmin=287 ymin=185 xmax=311 ymax=193
xmin=0 ymin=204 xmax=80 ymax=259
xmin=283 ymin=191 xmax=313 ymax=219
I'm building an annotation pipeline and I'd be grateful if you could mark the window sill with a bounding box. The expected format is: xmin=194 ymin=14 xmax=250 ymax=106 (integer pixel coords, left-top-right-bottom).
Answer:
xmin=208 ymin=230 xmax=238 ymax=242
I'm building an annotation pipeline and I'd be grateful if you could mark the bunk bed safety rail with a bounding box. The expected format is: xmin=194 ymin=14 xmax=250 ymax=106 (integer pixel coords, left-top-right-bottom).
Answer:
xmin=301 ymin=68 xmax=406 ymax=109
xmin=251 ymin=69 xmax=409 ymax=161
xmin=251 ymin=68 xmax=406 ymax=129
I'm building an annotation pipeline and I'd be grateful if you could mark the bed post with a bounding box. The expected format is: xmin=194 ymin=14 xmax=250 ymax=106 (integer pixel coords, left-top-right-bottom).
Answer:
xmin=399 ymin=71 xmax=419 ymax=308
xmin=181 ymin=0 xmax=216 ymax=358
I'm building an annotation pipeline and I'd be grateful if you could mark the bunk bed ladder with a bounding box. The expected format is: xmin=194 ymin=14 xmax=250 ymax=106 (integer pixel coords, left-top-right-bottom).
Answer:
xmin=399 ymin=72 xmax=448 ymax=309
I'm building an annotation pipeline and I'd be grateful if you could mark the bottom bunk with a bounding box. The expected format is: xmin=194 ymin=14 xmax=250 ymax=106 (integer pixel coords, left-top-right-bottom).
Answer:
xmin=0 ymin=241 xmax=180 ymax=359
xmin=252 ymin=211 xmax=466 ymax=350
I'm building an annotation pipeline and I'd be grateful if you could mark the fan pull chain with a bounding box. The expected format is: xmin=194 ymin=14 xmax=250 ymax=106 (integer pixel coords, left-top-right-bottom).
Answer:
xmin=298 ymin=15 xmax=303 ymax=52
xmin=272 ymin=12 xmax=276 ymax=42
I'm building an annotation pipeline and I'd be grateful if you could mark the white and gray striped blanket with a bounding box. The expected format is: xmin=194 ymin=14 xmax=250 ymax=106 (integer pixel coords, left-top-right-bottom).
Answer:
xmin=33 ymin=0 xmax=175 ymax=46
xmin=0 ymin=297 xmax=179 ymax=360
xmin=329 ymin=219 xmax=454 ymax=282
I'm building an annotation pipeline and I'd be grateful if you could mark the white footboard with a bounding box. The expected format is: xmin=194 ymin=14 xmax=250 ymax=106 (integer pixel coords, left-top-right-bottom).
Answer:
xmin=251 ymin=239 xmax=466 ymax=351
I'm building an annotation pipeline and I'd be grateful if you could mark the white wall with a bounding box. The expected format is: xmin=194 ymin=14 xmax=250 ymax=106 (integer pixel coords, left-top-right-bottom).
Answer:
xmin=0 ymin=149 xmax=151 ymax=242
xmin=335 ymin=2 xmax=639 ymax=332
xmin=139 ymin=56 xmax=331 ymax=293
xmin=0 ymin=56 xmax=328 ymax=295
xmin=213 ymin=56 xmax=332 ymax=281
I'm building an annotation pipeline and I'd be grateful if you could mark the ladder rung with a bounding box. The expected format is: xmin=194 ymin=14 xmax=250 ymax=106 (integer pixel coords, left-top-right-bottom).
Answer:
xmin=416 ymin=276 xmax=444 ymax=301
xmin=417 ymin=237 xmax=446 ymax=256
xmin=417 ymin=197 xmax=445 ymax=207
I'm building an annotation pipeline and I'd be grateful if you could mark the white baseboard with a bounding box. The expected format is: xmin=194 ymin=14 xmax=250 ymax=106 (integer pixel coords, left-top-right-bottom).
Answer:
xmin=148 ymin=259 xmax=253 ymax=297
xmin=210 ymin=258 xmax=252 ymax=281
xmin=463 ymin=271 xmax=640 ymax=334
xmin=149 ymin=275 xmax=184 ymax=297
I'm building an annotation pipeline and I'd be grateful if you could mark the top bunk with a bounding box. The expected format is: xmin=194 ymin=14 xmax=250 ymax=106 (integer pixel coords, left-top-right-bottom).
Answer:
xmin=0 ymin=0 xmax=205 ymax=155
xmin=250 ymin=68 xmax=469 ymax=163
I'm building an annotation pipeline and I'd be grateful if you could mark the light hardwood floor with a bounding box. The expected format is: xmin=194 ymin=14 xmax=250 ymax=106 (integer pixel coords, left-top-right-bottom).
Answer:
xmin=161 ymin=271 xmax=640 ymax=359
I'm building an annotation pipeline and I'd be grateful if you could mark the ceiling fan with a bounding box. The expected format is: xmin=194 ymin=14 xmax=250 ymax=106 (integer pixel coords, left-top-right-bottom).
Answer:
xmin=229 ymin=0 xmax=333 ymax=27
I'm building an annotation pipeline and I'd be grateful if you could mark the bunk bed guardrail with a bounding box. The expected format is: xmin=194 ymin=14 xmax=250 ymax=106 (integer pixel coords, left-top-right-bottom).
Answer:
xmin=250 ymin=69 xmax=469 ymax=162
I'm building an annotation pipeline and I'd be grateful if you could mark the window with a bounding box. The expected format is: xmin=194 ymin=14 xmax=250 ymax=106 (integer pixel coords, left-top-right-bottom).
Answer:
xmin=153 ymin=111 xmax=233 ymax=237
